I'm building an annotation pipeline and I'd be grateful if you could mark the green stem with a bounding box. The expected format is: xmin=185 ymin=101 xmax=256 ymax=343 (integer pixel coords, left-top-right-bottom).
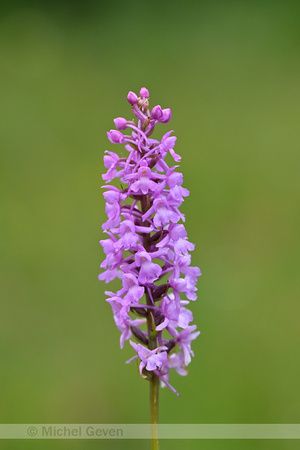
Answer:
xmin=149 ymin=373 xmax=159 ymax=450
xmin=146 ymin=294 xmax=160 ymax=450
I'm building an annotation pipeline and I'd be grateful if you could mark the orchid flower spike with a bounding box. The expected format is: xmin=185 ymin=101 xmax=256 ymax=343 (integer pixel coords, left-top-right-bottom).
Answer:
xmin=99 ymin=87 xmax=201 ymax=396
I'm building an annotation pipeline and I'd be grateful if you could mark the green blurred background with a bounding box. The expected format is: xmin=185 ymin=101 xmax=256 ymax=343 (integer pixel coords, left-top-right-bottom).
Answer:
xmin=1 ymin=0 xmax=300 ymax=449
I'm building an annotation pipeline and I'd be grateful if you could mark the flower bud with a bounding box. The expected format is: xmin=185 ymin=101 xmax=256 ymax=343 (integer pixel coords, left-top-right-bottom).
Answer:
xmin=139 ymin=87 xmax=149 ymax=98
xmin=165 ymin=339 xmax=176 ymax=353
xmin=114 ymin=117 xmax=128 ymax=130
xmin=152 ymin=283 xmax=169 ymax=300
xmin=160 ymin=108 xmax=172 ymax=123
xmin=143 ymin=99 xmax=149 ymax=111
xmin=127 ymin=91 xmax=138 ymax=104
xmin=107 ymin=130 xmax=125 ymax=144
xmin=130 ymin=325 xmax=149 ymax=345
xmin=151 ymin=105 xmax=163 ymax=121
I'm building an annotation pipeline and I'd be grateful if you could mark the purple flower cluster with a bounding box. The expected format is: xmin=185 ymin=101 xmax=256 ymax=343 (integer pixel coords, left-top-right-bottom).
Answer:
xmin=99 ymin=87 xmax=201 ymax=396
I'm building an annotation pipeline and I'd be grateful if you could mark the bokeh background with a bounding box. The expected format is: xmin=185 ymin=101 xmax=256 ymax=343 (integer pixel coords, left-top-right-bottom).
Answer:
xmin=1 ymin=0 xmax=300 ymax=449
